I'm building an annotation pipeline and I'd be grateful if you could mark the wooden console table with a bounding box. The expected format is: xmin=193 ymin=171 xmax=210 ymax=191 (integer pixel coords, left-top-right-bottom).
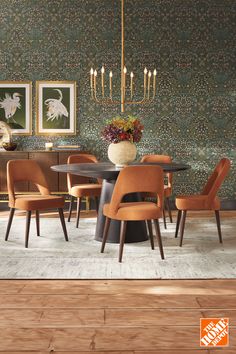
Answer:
xmin=0 ymin=150 xmax=87 ymax=195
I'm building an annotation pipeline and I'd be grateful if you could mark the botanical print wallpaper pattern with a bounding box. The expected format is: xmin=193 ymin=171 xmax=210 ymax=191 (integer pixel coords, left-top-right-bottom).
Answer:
xmin=0 ymin=0 xmax=235 ymax=199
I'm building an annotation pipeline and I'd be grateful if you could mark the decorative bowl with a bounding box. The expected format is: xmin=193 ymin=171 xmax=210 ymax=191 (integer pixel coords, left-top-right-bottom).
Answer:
xmin=2 ymin=142 xmax=17 ymax=151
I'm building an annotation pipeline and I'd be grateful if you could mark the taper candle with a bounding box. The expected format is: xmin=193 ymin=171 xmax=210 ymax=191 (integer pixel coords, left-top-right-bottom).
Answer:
xmin=130 ymin=71 xmax=134 ymax=99
xmin=144 ymin=67 xmax=147 ymax=98
xmin=147 ymin=70 xmax=151 ymax=99
xmin=94 ymin=70 xmax=97 ymax=95
xmin=153 ymin=69 xmax=157 ymax=97
xmin=90 ymin=68 xmax=94 ymax=88
xmin=123 ymin=66 xmax=127 ymax=100
xmin=109 ymin=71 xmax=113 ymax=99
xmin=101 ymin=66 xmax=105 ymax=97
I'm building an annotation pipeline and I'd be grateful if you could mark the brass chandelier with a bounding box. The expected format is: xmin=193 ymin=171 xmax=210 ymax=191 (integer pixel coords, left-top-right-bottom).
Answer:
xmin=89 ymin=0 xmax=157 ymax=113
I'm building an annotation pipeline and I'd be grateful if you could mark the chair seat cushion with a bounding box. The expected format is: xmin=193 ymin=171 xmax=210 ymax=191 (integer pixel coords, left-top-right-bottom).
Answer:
xmin=175 ymin=195 xmax=220 ymax=210
xmin=13 ymin=195 xmax=65 ymax=211
xmin=70 ymin=184 xmax=102 ymax=197
xmin=103 ymin=201 xmax=162 ymax=221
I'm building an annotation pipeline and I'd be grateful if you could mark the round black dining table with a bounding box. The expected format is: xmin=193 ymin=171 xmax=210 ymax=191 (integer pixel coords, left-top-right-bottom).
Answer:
xmin=51 ymin=162 xmax=190 ymax=243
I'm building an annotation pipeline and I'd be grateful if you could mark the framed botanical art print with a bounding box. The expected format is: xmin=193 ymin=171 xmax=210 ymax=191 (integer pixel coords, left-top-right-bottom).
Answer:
xmin=36 ymin=81 xmax=76 ymax=135
xmin=0 ymin=81 xmax=32 ymax=135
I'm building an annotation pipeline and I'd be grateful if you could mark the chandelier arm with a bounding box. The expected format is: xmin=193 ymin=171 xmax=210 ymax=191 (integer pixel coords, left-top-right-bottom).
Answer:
xmin=124 ymin=99 xmax=154 ymax=105
xmin=92 ymin=95 xmax=121 ymax=105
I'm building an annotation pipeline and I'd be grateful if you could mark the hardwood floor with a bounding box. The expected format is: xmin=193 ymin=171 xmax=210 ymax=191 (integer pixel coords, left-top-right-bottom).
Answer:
xmin=0 ymin=279 xmax=235 ymax=353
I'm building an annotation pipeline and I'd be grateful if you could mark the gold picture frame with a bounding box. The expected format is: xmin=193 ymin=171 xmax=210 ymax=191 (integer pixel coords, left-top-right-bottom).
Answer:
xmin=36 ymin=81 xmax=76 ymax=135
xmin=0 ymin=81 xmax=32 ymax=135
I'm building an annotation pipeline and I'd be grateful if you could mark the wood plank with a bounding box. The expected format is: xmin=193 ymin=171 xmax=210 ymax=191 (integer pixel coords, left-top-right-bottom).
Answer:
xmin=0 ymin=308 xmax=104 ymax=327
xmin=136 ymin=351 xmax=209 ymax=354
xmin=0 ymin=279 xmax=235 ymax=295
xmin=197 ymin=296 xmax=236 ymax=309
xmin=202 ymin=310 xmax=236 ymax=325
xmin=0 ymin=282 xmax=26 ymax=294
xmin=0 ymin=328 xmax=52 ymax=351
xmin=105 ymin=308 xmax=236 ymax=326
xmin=0 ymin=294 xmax=200 ymax=309
xmin=209 ymin=351 xmax=236 ymax=353
xmin=0 ymin=327 xmax=200 ymax=351
xmin=0 ymin=352 xmax=133 ymax=354
xmin=50 ymin=327 xmax=236 ymax=351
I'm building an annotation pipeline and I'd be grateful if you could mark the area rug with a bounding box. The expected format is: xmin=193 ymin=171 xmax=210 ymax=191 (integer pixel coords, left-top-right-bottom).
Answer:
xmin=0 ymin=216 xmax=235 ymax=279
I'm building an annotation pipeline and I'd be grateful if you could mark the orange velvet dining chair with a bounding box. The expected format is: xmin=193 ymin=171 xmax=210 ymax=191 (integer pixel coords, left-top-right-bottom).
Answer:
xmin=5 ymin=159 xmax=68 ymax=248
xmin=175 ymin=158 xmax=231 ymax=247
xmin=67 ymin=154 xmax=102 ymax=228
xmin=141 ymin=154 xmax=173 ymax=228
xmin=101 ymin=165 xmax=165 ymax=262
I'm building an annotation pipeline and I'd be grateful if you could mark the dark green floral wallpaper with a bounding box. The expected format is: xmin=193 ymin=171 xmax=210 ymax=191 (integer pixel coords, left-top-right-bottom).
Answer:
xmin=0 ymin=0 xmax=235 ymax=199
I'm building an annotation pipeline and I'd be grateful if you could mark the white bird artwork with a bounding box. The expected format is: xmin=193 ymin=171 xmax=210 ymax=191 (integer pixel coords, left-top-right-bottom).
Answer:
xmin=0 ymin=92 xmax=21 ymax=123
xmin=45 ymin=89 xmax=69 ymax=122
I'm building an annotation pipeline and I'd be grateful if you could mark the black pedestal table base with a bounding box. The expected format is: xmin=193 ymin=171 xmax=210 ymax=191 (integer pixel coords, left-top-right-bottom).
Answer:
xmin=95 ymin=179 xmax=148 ymax=243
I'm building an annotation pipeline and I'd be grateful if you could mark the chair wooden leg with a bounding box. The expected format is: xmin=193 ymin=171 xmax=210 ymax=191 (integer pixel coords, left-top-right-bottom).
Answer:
xmin=215 ymin=210 xmax=223 ymax=243
xmin=119 ymin=221 xmax=127 ymax=263
xmin=25 ymin=210 xmax=31 ymax=248
xmin=58 ymin=208 xmax=69 ymax=242
xmin=162 ymin=208 xmax=167 ymax=229
xmin=179 ymin=210 xmax=187 ymax=247
xmin=5 ymin=208 xmax=15 ymax=241
xmin=101 ymin=217 xmax=111 ymax=253
xmin=146 ymin=220 xmax=154 ymax=250
xmin=166 ymin=197 xmax=173 ymax=223
xmin=35 ymin=210 xmax=40 ymax=236
xmin=153 ymin=219 xmax=164 ymax=260
xmin=76 ymin=198 xmax=82 ymax=228
xmin=94 ymin=197 xmax=99 ymax=214
xmin=175 ymin=210 xmax=182 ymax=238
xmin=68 ymin=195 xmax=75 ymax=222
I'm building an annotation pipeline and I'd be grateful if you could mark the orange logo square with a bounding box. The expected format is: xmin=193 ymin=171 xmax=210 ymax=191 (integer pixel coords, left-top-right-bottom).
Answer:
xmin=200 ymin=318 xmax=229 ymax=347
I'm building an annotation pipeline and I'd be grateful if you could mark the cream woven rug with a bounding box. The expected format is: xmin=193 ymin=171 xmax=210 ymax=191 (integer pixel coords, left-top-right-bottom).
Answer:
xmin=0 ymin=216 xmax=235 ymax=279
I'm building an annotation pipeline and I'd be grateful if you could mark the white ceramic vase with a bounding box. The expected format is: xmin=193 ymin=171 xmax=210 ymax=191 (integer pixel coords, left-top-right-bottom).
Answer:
xmin=108 ymin=141 xmax=137 ymax=168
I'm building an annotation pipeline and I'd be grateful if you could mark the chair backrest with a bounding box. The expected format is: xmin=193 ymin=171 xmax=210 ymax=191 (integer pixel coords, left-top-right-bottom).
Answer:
xmin=141 ymin=154 xmax=173 ymax=189
xmin=202 ymin=158 xmax=231 ymax=203
xmin=7 ymin=159 xmax=50 ymax=205
xmin=67 ymin=154 xmax=100 ymax=190
xmin=109 ymin=165 xmax=164 ymax=215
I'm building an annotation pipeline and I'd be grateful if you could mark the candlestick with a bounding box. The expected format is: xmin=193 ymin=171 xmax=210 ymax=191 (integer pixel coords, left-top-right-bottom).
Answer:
xmin=153 ymin=69 xmax=157 ymax=97
xmin=45 ymin=142 xmax=53 ymax=151
xmin=144 ymin=67 xmax=147 ymax=98
xmin=147 ymin=70 xmax=151 ymax=99
xmin=130 ymin=71 xmax=134 ymax=99
xmin=101 ymin=66 xmax=105 ymax=97
xmin=109 ymin=71 xmax=113 ymax=99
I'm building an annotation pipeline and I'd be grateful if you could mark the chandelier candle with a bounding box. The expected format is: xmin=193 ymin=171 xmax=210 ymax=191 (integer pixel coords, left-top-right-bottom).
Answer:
xmin=109 ymin=71 xmax=113 ymax=99
xmin=101 ymin=66 xmax=105 ymax=97
xmin=130 ymin=72 xmax=134 ymax=99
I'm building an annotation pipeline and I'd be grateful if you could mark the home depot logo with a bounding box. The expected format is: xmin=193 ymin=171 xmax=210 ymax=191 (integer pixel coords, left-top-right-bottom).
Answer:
xmin=200 ymin=318 xmax=229 ymax=347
